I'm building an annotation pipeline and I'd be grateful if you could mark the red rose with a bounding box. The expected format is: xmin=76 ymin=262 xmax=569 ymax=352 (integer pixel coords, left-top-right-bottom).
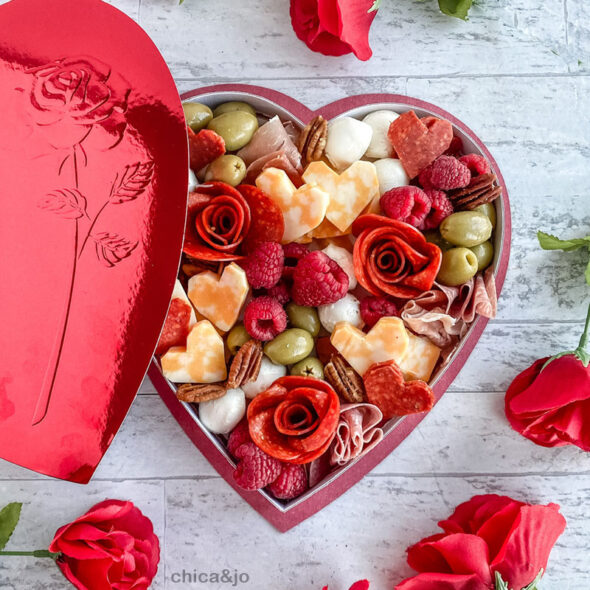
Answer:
xmin=396 ymin=495 xmax=566 ymax=590
xmin=183 ymin=182 xmax=252 ymax=262
xmin=505 ymin=305 xmax=590 ymax=451
xmin=290 ymin=0 xmax=377 ymax=61
xmin=49 ymin=499 xmax=159 ymax=590
xmin=28 ymin=57 xmax=129 ymax=148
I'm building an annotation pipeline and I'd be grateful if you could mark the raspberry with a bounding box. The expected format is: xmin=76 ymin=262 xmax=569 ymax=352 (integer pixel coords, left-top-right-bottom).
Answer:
xmin=459 ymin=153 xmax=491 ymax=176
xmin=421 ymin=189 xmax=454 ymax=230
xmin=444 ymin=135 xmax=464 ymax=156
xmin=421 ymin=155 xmax=471 ymax=191
xmin=233 ymin=442 xmax=282 ymax=491
xmin=292 ymin=251 xmax=349 ymax=307
xmin=380 ymin=186 xmax=431 ymax=228
xmin=242 ymin=241 xmax=284 ymax=289
xmin=227 ymin=420 xmax=252 ymax=458
xmin=267 ymin=464 xmax=308 ymax=500
xmin=244 ymin=296 xmax=287 ymax=341
xmin=360 ymin=296 xmax=399 ymax=328
xmin=418 ymin=168 xmax=434 ymax=190
xmin=282 ymin=243 xmax=309 ymax=280
xmin=265 ymin=279 xmax=291 ymax=305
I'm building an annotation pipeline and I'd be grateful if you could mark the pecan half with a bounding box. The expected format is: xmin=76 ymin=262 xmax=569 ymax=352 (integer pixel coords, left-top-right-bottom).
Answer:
xmin=297 ymin=115 xmax=328 ymax=167
xmin=176 ymin=383 xmax=227 ymax=403
xmin=448 ymin=173 xmax=502 ymax=210
xmin=324 ymin=354 xmax=365 ymax=403
xmin=226 ymin=339 xmax=263 ymax=389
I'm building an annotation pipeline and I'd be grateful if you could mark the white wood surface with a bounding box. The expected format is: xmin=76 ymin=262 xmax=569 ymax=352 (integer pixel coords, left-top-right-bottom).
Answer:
xmin=1 ymin=0 xmax=590 ymax=588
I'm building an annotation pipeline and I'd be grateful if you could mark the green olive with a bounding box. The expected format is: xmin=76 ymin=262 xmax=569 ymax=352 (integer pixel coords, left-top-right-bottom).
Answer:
xmin=182 ymin=102 xmax=213 ymax=131
xmin=423 ymin=230 xmax=453 ymax=252
xmin=205 ymin=155 xmax=246 ymax=186
xmin=286 ymin=303 xmax=320 ymax=337
xmin=437 ymin=247 xmax=479 ymax=287
xmin=290 ymin=357 xmax=324 ymax=379
xmin=263 ymin=329 xmax=314 ymax=366
xmin=207 ymin=112 xmax=259 ymax=151
xmin=226 ymin=324 xmax=250 ymax=355
xmin=474 ymin=203 xmax=497 ymax=229
xmin=213 ymin=101 xmax=257 ymax=118
xmin=440 ymin=211 xmax=492 ymax=247
xmin=469 ymin=241 xmax=494 ymax=271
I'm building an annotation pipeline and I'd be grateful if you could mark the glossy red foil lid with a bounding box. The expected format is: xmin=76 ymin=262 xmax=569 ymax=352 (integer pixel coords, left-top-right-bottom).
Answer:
xmin=0 ymin=0 xmax=188 ymax=482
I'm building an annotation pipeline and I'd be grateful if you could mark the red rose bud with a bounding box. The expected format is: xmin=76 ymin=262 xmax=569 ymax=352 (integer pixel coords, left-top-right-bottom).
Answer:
xmin=49 ymin=499 xmax=159 ymax=590
xmin=290 ymin=0 xmax=377 ymax=61
xmin=505 ymin=302 xmax=590 ymax=450
xmin=396 ymin=494 xmax=566 ymax=590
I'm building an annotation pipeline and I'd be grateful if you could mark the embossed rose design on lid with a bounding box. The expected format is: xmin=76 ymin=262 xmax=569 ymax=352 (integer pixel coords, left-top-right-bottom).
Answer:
xmin=28 ymin=56 xmax=129 ymax=150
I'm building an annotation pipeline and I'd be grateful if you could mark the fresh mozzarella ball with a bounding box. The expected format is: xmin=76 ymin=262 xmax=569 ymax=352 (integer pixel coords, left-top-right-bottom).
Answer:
xmin=199 ymin=388 xmax=246 ymax=434
xmin=318 ymin=293 xmax=362 ymax=334
xmin=325 ymin=117 xmax=373 ymax=171
xmin=362 ymin=110 xmax=399 ymax=159
xmin=321 ymin=244 xmax=357 ymax=290
xmin=374 ymin=158 xmax=410 ymax=195
xmin=189 ymin=168 xmax=198 ymax=192
xmin=241 ymin=357 xmax=287 ymax=399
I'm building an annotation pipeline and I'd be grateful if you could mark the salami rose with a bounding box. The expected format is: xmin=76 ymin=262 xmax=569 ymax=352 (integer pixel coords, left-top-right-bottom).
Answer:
xmin=352 ymin=214 xmax=442 ymax=299
xmin=183 ymin=182 xmax=251 ymax=262
xmin=247 ymin=376 xmax=340 ymax=464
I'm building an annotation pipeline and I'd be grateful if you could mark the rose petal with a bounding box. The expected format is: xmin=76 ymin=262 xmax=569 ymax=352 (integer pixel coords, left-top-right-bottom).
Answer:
xmin=491 ymin=504 xmax=566 ymax=590
xmin=395 ymin=573 xmax=489 ymax=590
xmin=407 ymin=533 xmax=492 ymax=584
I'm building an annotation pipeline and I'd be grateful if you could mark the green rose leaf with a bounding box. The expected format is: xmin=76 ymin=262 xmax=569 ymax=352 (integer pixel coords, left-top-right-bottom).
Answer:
xmin=494 ymin=569 xmax=544 ymax=590
xmin=0 ymin=503 xmax=22 ymax=551
xmin=537 ymin=230 xmax=590 ymax=252
xmin=369 ymin=0 xmax=382 ymax=12
xmin=438 ymin=0 xmax=473 ymax=20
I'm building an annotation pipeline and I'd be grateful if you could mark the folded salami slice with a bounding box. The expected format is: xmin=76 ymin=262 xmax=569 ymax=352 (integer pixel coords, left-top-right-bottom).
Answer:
xmin=330 ymin=403 xmax=384 ymax=467
xmin=155 ymin=280 xmax=196 ymax=355
xmin=247 ymin=376 xmax=340 ymax=464
xmin=236 ymin=184 xmax=285 ymax=252
xmin=238 ymin=116 xmax=302 ymax=172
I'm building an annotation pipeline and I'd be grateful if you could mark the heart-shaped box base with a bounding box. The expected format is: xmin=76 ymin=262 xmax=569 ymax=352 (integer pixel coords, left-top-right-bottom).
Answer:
xmin=149 ymin=84 xmax=511 ymax=531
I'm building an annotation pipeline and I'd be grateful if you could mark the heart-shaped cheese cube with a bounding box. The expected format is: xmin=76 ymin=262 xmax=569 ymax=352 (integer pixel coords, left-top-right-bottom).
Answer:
xmin=331 ymin=317 xmax=441 ymax=381
xmin=256 ymin=167 xmax=330 ymax=243
xmin=400 ymin=332 xmax=441 ymax=382
xmin=161 ymin=320 xmax=227 ymax=384
xmin=303 ymin=161 xmax=379 ymax=232
xmin=187 ymin=263 xmax=249 ymax=332
xmin=331 ymin=317 xmax=409 ymax=376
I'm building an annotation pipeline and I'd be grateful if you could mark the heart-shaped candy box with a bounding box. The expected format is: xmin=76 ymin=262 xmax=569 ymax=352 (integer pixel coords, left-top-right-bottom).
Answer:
xmin=149 ymin=85 xmax=511 ymax=532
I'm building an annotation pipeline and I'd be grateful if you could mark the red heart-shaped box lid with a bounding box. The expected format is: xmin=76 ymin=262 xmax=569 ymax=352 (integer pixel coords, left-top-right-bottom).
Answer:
xmin=0 ymin=0 xmax=188 ymax=482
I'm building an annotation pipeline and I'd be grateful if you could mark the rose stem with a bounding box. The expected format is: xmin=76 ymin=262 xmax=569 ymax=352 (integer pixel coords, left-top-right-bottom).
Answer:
xmin=0 ymin=550 xmax=59 ymax=560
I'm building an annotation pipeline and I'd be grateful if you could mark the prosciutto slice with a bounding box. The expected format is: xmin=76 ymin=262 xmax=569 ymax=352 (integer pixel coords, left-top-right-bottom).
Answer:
xmin=401 ymin=267 xmax=498 ymax=349
xmin=330 ymin=403 xmax=384 ymax=467
xmin=238 ymin=116 xmax=302 ymax=171
xmin=244 ymin=150 xmax=303 ymax=187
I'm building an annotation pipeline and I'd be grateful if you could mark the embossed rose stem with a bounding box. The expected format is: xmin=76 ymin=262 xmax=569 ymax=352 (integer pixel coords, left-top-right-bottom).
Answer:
xmin=78 ymin=199 xmax=109 ymax=258
xmin=32 ymin=148 xmax=81 ymax=425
